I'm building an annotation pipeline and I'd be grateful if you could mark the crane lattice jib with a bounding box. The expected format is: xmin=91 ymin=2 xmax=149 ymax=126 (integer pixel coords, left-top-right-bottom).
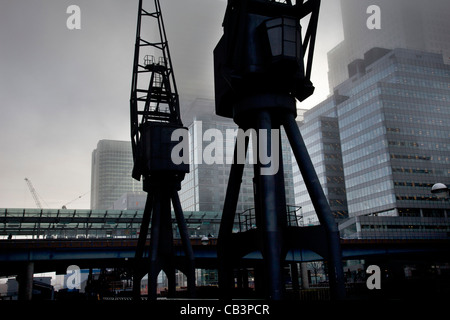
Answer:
xmin=24 ymin=178 xmax=43 ymax=209
xmin=130 ymin=0 xmax=188 ymax=183
xmin=129 ymin=1 xmax=195 ymax=300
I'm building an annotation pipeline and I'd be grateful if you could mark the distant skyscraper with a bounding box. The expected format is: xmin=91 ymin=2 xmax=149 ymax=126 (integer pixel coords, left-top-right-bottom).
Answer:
xmin=328 ymin=0 xmax=450 ymax=90
xmin=295 ymin=98 xmax=348 ymax=224
xmin=297 ymin=47 xmax=450 ymax=222
xmin=90 ymin=140 xmax=141 ymax=210
xmin=111 ymin=191 xmax=147 ymax=210
xmin=179 ymin=99 xmax=296 ymax=214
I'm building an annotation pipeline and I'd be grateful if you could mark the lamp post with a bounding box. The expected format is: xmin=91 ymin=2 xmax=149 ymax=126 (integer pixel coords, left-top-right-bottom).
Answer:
xmin=431 ymin=183 xmax=449 ymax=219
xmin=201 ymin=236 xmax=210 ymax=246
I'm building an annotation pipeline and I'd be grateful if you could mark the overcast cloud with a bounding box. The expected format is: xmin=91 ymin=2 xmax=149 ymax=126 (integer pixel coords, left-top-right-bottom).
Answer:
xmin=0 ymin=0 xmax=343 ymax=209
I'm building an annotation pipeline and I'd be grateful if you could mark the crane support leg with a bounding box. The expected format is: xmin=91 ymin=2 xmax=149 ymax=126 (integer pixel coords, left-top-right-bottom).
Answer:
xmin=217 ymin=98 xmax=346 ymax=300
xmin=218 ymin=130 xmax=249 ymax=299
xmin=282 ymin=112 xmax=346 ymax=300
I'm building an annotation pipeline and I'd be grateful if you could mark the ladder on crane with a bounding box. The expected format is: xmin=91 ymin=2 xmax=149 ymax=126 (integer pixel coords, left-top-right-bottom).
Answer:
xmin=129 ymin=0 xmax=195 ymax=300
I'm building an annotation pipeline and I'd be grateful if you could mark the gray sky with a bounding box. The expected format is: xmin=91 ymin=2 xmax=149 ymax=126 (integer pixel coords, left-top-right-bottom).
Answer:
xmin=0 ymin=0 xmax=343 ymax=209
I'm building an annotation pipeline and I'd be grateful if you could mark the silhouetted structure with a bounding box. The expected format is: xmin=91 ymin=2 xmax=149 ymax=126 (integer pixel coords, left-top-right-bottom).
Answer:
xmin=129 ymin=0 xmax=195 ymax=300
xmin=214 ymin=0 xmax=345 ymax=300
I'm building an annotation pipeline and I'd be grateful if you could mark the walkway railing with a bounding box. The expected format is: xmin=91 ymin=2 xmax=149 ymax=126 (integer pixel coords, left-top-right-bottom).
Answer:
xmin=236 ymin=205 xmax=303 ymax=232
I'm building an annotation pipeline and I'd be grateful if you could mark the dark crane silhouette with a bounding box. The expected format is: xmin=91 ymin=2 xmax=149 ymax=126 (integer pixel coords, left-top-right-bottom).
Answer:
xmin=130 ymin=0 xmax=194 ymax=300
xmin=214 ymin=0 xmax=345 ymax=300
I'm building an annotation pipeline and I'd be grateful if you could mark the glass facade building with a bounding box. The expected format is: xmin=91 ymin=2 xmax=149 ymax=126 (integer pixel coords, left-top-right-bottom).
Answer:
xmin=296 ymin=99 xmax=348 ymax=224
xmin=339 ymin=215 xmax=450 ymax=240
xmin=179 ymin=99 xmax=296 ymax=214
xmin=90 ymin=140 xmax=142 ymax=210
xmin=296 ymin=47 xmax=450 ymax=222
xmin=337 ymin=48 xmax=450 ymax=218
xmin=111 ymin=191 xmax=147 ymax=210
xmin=328 ymin=0 xmax=450 ymax=90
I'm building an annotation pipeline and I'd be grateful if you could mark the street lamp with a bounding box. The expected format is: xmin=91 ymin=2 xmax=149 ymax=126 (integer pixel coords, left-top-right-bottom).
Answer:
xmin=431 ymin=183 xmax=449 ymax=199
xmin=201 ymin=236 xmax=210 ymax=246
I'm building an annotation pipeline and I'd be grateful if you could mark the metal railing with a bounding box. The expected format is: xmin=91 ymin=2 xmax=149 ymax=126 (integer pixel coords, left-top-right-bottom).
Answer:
xmin=236 ymin=205 xmax=303 ymax=232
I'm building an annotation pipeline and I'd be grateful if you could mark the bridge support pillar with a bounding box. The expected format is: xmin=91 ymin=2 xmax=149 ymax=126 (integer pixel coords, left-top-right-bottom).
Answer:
xmin=300 ymin=262 xmax=310 ymax=289
xmin=18 ymin=261 xmax=34 ymax=301
xmin=290 ymin=263 xmax=300 ymax=293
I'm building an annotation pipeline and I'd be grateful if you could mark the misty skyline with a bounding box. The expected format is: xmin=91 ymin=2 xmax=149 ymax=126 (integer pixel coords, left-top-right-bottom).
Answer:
xmin=0 ymin=0 xmax=343 ymax=209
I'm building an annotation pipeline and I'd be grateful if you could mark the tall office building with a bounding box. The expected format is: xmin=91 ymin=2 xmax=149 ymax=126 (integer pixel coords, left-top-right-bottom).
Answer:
xmin=297 ymin=47 xmax=450 ymax=222
xmin=179 ymin=99 xmax=296 ymax=214
xmin=328 ymin=0 xmax=450 ymax=90
xmin=90 ymin=140 xmax=142 ymax=210
xmin=337 ymin=48 xmax=449 ymax=218
xmin=295 ymin=98 xmax=348 ymax=224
